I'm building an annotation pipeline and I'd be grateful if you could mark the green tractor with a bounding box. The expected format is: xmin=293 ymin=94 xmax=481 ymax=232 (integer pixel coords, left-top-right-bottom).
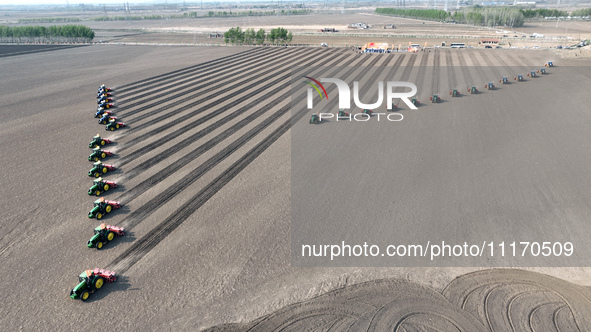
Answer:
xmin=430 ymin=94 xmax=441 ymax=103
xmin=87 ymin=224 xmax=125 ymax=250
xmin=468 ymin=86 xmax=478 ymax=94
xmin=88 ymin=161 xmax=116 ymax=178
xmin=309 ymin=113 xmax=320 ymax=124
xmin=411 ymin=97 xmax=419 ymax=106
xmin=450 ymin=89 xmax=460 ymax=97
xmin=88 ymin=147 xmax=114 ymax=162
xmin=69 ymin=268 xmax=117 ymax=301
xmin=88 ymin=177 xmax=118 ymax=196
xmin=89 ymin=135 xmax=113 ymax=149
xmin=88 ymin=197 xmax=122 ymax=220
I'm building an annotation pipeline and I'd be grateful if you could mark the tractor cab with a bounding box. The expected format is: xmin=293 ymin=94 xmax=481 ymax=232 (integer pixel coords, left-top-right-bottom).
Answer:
xmin=515 ymin=74 xmax=524 ymax=81
xmin=486 ymin=82 xmax=495 ymax=90
xmin=411 ymin=97 xmax=419 ymax=105
xmin=450 ymin=89 xmax=459 ymax=97
xmin=79 ymin=270 xmax=94 ymax=284
xmin=540 ymin=68 xmax=546 ymax=74
xmin=430 ymin=94 xmax=440 ymax=103
xmin=529 ymin=71 xmax=536 ymax=77
xmin=469 ymin=86 xmax=478 ymax=94
xmin=545 ymin=61 xmax=553 ymax=67
xmin=94 ymin=198 xmax=106 ymax=210
xmin=501 ymin=77 xmax=509 ymax=84
xmin=94 ymin=177 xmax=104 ymax=185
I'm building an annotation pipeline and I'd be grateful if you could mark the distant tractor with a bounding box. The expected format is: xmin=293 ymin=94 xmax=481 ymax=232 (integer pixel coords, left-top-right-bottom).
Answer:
xmin=87 ymin=224 xmax=125 ymax=250
xmin=362 ymin=109 xmax=373 ymax=115
xmin=88 ymin=147 xmax=114 ymax=162
xmin=429 ymin=94 xmax=441 ymax=103
xmin=450 ymin=89 xmax=460 ymax=97
xmin=500 ymin=76 xmax=509 ymax=84
xmin=411 ymin=97 xmax=420 ymax=106
xmin=545 ymin=61 xmax=553 ymax=67
xmin=515 ymin=74 xmax=524 ymax=81
xmin=540 ymin=68 xmax=546 ymax=74
xmin=528 ymin=71 xmax=537 ymax=77
xmin=468 ymin=86 xmax=479 ymax=94
xmin=485 ymin=82 xmax=495 ymax=90
xmin=337 ymin=110 xmax=351 ymax=120
xmin=309 ymin=113 xmax=320 ymax=124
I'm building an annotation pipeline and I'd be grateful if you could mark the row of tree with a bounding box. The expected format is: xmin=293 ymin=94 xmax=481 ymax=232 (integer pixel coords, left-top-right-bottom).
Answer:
xmin=452 ymin=7 xmax=525 ymax=27
xmin=571 ymin=8 xmax=591 ymax=16
xmin=377 ymin=6 xmax=591 ymax=27
xmin=90 ymin=9 xmax=311 ymax=21
xmin=92 ymin=15 xmax=164 ymax=21
xmin=0 ymin=25 xmax=95 ymax=43
xmin=224 ymin=27 xmax=293 ymax=44
xmin=375 ymin=8 xmax=450 ymax=21
xmin=521 ymin=8 xmax=568 ymax=18
xmin=18 ymin=17 xmax=81 ymax=23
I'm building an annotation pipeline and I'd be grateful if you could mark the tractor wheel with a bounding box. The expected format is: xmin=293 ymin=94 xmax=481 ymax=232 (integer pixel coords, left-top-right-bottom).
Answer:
xmin=100 ymin=140 xmax=105 ymax=146
xmin=105 ymin=205 xmax=112 ymax=213
xmin=110 ymin=127 xmax=115 ymax=131
xmin=96 ymin=191 xmax=101 ymax=196
xmin=102 ymin=167 xmax=108 ymax=173
xmin=107 ymin=232 xmax=115 ymax=242
xmin=94 ymin=277 xmax=104 ymax=289
xmin=97 ymin=213 xmax=103 ymax=220
xmin=97 ymin=241 xmax=103 ymax=249
xmin=95 ymin=172 xmax=100 ymax=178
xmin=116 ymin=124 xmax=120 ymax=129
xmin=101 ymin=152 xmax=106 ymax=158
xmin=104 ymin=184 xmax=109 ymax=191
xmin=95 ymin=157 xmax=99 ymax=162
xmin=80 ymin=290 xmax=90 ymax=301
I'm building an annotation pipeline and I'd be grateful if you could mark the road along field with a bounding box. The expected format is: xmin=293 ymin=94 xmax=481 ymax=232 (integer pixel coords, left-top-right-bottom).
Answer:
xmin=1 ymin=44 xmax=591 ymax=330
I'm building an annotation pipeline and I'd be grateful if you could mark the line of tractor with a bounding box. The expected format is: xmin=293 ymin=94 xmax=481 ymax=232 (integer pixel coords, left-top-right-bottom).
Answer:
xmin=309 ymin=61 xmax=554 ymax=124
xmin=70 ymin=84 xmax=127 ymax=302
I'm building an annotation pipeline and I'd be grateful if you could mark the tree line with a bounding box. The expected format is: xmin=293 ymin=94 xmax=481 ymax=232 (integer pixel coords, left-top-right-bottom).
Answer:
xmin=0 ymin=25 xmax=95 ymax=43
xmin=224 ymin=27 xmax=293 ymax=44
xmin=376 ymin=6 xmax=591 ymax=27
xmin=91 ymin=9 xmax=311 ymax=21
xmin=18 ymin=17 xmax=81 ymax=23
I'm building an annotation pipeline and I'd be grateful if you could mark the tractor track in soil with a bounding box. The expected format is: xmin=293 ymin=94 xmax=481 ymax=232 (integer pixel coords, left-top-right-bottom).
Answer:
xmin=116 ymin=48 xmax=282 ymax=110
xmin=114 ymin=49 xmax=332 ymax=171
xmin=466 ymin=51 xmax=491 ymax=87
xmin=456 ymin=50 xmax=475 ymax=88
xmin=107 ymin=52 xmax=383 ymax=274
xmin=112 ymin=50 xmax=356 ymax=220
xmin=445 ymin=49 xmax=458 ymax=90
xmin=115 ymin=50 xmax=349 ymax=205
xmin=412 ymin=52 xmax=430 ymax=97
xmin=430 ymin=49 xmax=441 ymax=94
xmin=116 ymin=47 xmax=305 ymax=125
xmin=115 ymin=48 xmax=317 ymax=152
xmin=209 ymin=270 xmax=591 ymax=331
xmin=0 ymin=44 xmax=87 ymax=58
xmin=114 ymin=47 xmax=265 ymax=95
